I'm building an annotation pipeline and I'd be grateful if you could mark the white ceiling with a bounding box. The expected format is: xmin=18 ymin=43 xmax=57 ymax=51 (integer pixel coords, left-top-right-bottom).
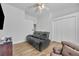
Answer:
xmin=6 ymin=3 xmax=79 ymax=18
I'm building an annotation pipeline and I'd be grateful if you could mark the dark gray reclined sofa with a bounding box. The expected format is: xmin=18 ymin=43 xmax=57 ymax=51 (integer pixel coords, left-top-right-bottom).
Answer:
xmin=26 ymin=31 xmax=50 ymax=51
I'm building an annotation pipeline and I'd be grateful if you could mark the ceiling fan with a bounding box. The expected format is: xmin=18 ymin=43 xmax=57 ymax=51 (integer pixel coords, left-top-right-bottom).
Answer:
xmin=25 ymin=3 xmax=50 ymax=17
xmin=32 ymin=3 xmax=48 ymax=13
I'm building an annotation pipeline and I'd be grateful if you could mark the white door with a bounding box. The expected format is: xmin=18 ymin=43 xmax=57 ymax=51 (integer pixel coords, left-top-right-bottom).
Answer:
xmin=53 ymin=16 xmax=76 ymax=42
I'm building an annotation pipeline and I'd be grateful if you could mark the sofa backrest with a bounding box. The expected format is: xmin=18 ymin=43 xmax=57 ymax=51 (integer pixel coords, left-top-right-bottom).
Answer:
xmin=33 ymin=31 xmax=50 ymax=39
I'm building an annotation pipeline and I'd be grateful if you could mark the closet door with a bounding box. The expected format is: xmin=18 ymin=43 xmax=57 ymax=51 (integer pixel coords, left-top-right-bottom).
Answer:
xmin=53 ymin=16 xmax=76 ymax=42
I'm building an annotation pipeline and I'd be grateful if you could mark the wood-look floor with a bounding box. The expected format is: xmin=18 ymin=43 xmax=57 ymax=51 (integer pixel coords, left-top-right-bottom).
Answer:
xmin=13 ymin=41 xmax=62 ymax=56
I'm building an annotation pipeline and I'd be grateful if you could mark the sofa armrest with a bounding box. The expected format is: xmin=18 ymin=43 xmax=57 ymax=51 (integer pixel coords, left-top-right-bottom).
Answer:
xmin=39 ymin=39 xmax=50 ymax=51
xmin=61 ymin=41 xmax=79 ymax=51
xmin=27 ymin=35 xmax=33 ymax=37
xmin=62 ymin=45 xmax=79 ymax=56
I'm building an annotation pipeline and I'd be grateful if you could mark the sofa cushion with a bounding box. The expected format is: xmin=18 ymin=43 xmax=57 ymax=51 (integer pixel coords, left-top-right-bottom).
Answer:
xmin=50 ymin=52 xmax=62 ymax=56
xmin=33 ymin=31 xmax=41 ymax=37
xmin=62 ymin=45 xmax=79 ymax=56
xmin=53 ymin=47 xmax=62 ymax=54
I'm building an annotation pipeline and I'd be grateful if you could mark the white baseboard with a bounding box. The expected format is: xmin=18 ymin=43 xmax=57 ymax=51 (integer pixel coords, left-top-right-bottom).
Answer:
xmin=13 ymin=40 xmax=26 ymax=44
